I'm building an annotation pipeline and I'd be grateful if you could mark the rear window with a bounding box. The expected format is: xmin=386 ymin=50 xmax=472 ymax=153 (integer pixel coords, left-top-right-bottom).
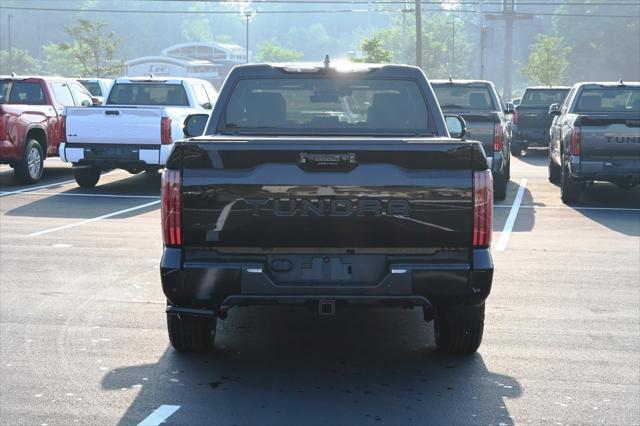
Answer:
xmin=106 ymin=83 xmax=189 ymax=106
xmin=80 ymin=81 xmax=102 ymax=97
xmin=432 ymin=84 xmax=496 ymax=111
xmin=520 ymin=89 xmax=569 ymax=106
xmin=1 ymin=82 xmax=46 ymax=105
xmin=0 ymin=81 xmax=8 ymax=103
xmin=218 ymin=77 xmax=433 ymax=136
xmin=575 ymin=87 xmax=640 ymax=113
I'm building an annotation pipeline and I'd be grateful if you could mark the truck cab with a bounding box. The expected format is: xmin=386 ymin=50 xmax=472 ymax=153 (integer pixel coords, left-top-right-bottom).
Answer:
xmin=431 ymin=79 xmax=512 ymax=200
xmin=0 ymin=76 xmax=94 ymax=183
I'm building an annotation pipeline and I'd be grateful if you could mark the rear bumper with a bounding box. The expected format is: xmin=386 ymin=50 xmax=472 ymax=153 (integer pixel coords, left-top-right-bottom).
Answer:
xmin=160 ymin=248 xmax=494 ymax=316
xmin=60 ymin=142 xmax=172 ymax=168
xmin=569 ymin=158 xmax=640 ymax=183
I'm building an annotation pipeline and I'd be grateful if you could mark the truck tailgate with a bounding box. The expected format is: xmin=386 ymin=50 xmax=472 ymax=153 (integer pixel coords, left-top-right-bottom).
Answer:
xmin=65 ymin=107 xmax=164 ymax=145
xmin=457 ymin=114 xmax=495 ymax=155
xmin=516 ymin=107 xmax=552 ymax=130
xmin=177 ymin=138 xmax=481 ymax=250
xmin=580 ymin=115 xmax=640 ymax=161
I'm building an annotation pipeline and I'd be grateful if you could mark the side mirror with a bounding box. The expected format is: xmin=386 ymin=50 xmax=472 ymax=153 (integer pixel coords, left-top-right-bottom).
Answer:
xmin=183 ymin=114 xmax=209 ymax=138
xmin=504 ymin=102 xmax=515 ymax=114
xmin=81 ymin=100 xmax=92 ymax=107
xmin=201 ymin=102 xmax=212 ymax=110
xmin=548 ymin=103 xmax=561 ymax=116
xmin=91 ymin=97 xmax=102 ymax=106
xmin=444 ymin=115 xmax=467 ymax=139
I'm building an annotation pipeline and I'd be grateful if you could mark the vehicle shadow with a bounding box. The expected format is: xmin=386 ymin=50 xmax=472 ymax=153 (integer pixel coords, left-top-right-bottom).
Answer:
xmin=3 ymin=172 xmax=161 ymax=219
xmin=514 ymin=147 xmax=548 ymax=166
xmin=0 ymin=161 xmax=74 ymax=189
xmin=102 ymin=307 xmax=521 ymax=426
xmin=569 ymin=183 xmax=640 ymax=236
xmin=495 ymin=184 xmax=535 ymax=233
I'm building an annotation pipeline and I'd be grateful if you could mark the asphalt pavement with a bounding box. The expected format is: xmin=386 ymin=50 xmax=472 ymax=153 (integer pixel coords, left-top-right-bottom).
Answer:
xmin=1 ymin=150 xmax=639 ymax=426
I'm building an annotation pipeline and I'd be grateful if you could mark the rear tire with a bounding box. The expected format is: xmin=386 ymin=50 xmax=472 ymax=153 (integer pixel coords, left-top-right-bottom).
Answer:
xmin=434 ymin=303 xmax=485 ymax=354
xmin=493 ymin=172 xmax=508 ymax=201
xmin=14 ymin=139 xmax=44 ymax=184
xmin=548 ymin=155 xmax=562 ymax=184
xmin=167 ymin=313 xmax=217 ymax=353
xmin=560 ymin=165 xmax=582 ymax=204
xmin=73 ymin=165 xmax=101 ymax=188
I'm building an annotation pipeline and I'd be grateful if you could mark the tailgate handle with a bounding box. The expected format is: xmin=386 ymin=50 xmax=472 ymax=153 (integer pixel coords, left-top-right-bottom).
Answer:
xmin=298 ymin=153 xmax=357 ymax=171
xmin=105 ymin=110 xmax=120 ymax=116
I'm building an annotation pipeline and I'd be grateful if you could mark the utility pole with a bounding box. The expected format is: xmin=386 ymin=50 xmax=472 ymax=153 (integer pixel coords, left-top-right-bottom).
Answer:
xmin=450 ymin=19 xmax=455 ymax=77
xmin=486 ymin=0 xmax=531 ymax=100
xmin=401 ymin=0 xmax=407 ymax=64
xmin=8 ymin=14 xmax=14 ymax=73
xmin=479 ymin=0 xmax=485 ymax=79
xmin=415 ymin=0 xmax=422 ymax=69
xmin=243 ymin=9 xmax=255 ymax=63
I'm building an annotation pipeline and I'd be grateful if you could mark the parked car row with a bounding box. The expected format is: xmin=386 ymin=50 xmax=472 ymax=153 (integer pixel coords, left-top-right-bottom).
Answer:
xmin=2 ymin=71 xmax=638 ymax=206
xmin=0 ymin=74 xmax=217 ymax=186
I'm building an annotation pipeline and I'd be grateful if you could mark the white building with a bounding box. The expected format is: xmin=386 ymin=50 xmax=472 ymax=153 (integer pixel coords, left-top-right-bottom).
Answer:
xmin=124 ymin=42 xmax=248 ymax=88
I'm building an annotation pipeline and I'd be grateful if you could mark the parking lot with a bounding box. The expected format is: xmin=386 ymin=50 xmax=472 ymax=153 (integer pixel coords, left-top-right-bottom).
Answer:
xmin=0 ymin=149 xmax=638 ymax=425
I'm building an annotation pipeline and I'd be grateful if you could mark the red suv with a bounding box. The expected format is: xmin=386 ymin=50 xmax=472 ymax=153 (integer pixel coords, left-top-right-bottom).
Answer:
xmin=0 ymin=76 xmax=95 ymax=183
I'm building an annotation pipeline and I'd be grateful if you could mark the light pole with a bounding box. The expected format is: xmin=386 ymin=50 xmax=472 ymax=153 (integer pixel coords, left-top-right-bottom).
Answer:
xmin=415 ymin=0 xmax=422 ymax=69
xmin=8 ymin=14 xmax=14 ymax=74
xmin=243 ymin=9 xmax=255 ymax=63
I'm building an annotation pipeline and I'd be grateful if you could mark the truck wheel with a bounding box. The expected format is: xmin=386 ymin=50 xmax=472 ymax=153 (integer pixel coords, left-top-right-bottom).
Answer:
xmin=73 ymin=166 xmax=101 ymax=188
xmin=167 ymin=313 xmax=217 ymax=353
xmin=548 ymin=155 xmax=562 ymax=184
xmin=493 ymin=172 xmax=508 ymax=201
xmin=560 ymin=165 xmax=581 ymax=204
xmin=14 ymin=139 xmax=44 ymax=184
xmin=434 ymin=303 xmax=484 ymax=354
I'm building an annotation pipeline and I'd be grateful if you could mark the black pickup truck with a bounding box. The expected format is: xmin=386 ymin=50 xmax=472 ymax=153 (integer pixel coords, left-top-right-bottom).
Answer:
xmin=160 ymin=64 xmax=494 ymax=355
xmin=549 ymin=81 xmax=640 ymax=202
xmin=431 ymin=79 xmax=511 ymax=200
xmin=511 ymin=86 xmax=569 ymax=156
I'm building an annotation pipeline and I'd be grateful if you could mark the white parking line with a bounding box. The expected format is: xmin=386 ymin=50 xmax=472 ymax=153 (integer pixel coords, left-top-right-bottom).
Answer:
xmin=0 ymin=179 xmax=77 ymax=197
xmin=495 ymin=178 xmax=528 ymax=252
xmin=138 ymin=405 xmax=181 ymax=426
xmin=28 ymin=200 xmax=161 ymax=237
xmin=0 ymin=191 xmax=159 ymax=199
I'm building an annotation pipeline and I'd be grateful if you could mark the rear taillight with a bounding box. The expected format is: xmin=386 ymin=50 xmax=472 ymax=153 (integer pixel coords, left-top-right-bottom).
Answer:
xmin=473 ymin=170 xmax=493 ymax=248
xmin=570 ymin=126 xmax=581 ymax=156
xmin=161 ymin=117 xmax=172 ymax=145
xmin=512 ymin=110 xmax=519 ymax=125
xmin=0 ymin=115 xmax=6 ymax=139
xmin=162 ymin=169 xmax=181 ymax=246
xmin=493 ymin=123 xmax=503 ymax=152
xmin=60 ymin=115 xmax=67 ymax=143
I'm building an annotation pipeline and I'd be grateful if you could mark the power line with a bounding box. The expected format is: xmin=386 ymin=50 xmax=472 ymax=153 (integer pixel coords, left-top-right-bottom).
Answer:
xmin=1 ymin=4 xmax=639 ymax=18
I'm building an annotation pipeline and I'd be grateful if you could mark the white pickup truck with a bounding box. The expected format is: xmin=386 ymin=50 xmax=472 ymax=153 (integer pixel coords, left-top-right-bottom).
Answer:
xmin=60 ymin=76 xmax=218 ymax=187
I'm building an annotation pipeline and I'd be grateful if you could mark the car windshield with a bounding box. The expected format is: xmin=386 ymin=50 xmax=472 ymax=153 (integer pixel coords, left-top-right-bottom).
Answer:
xmin=520 ymin=89 xmax=569 ymax=106
xmin=80 ymin=81 xmax=102 ymax=97
xmin=432 ymin=84 xmax=496 ymax=111
xmin=106 ymin=83 xmax=189 ymax=106
xmin=218 ymin=77 xmax=433 ymax=136
xmin=575 ymin=87 xmax=640 ymax=112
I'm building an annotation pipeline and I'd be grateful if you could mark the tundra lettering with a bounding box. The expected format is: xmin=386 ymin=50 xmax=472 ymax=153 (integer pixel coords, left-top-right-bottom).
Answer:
xmin=244 ymin=198 xmax=410 ymax=217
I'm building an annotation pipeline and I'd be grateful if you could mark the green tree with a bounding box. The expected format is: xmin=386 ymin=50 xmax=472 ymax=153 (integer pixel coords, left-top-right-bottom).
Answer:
xmin=255 ymin=41 xmax=303 ymax=62
xmin=62 ymin=19 xmax=122 ymax=77
xmin=41 ymin=44 xmax=83 ymax=77
xmin=366 ymin=15 xmax=473 ymax=79
xmin=0 ymin=48 xmax=40 ymax=74
xmin=352 ymin=36 xmax=394 ymax=63
xmin=520 ymin=34 xmax=571 ymax=86
xmin=553 ymin=2 xmax=640 ymax=81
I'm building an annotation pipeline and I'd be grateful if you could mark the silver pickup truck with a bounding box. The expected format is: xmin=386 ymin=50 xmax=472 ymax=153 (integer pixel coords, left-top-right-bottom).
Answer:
xmin=549 ymin=81 xmax=640 ymax=203
xmin=432 ymin=80 xmax=512 ymax=200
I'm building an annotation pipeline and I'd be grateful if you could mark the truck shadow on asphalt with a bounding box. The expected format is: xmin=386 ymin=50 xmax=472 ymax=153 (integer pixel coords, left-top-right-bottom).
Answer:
xmin=495 ymin=184 xmax=536 ymax=233
xmin=2 ymin=172 xmax=161 ymax=219
xmin=513 ymin=147 xmax=549 ymax=167
xmin=102 ymin=307 xmax=521 ymax=426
